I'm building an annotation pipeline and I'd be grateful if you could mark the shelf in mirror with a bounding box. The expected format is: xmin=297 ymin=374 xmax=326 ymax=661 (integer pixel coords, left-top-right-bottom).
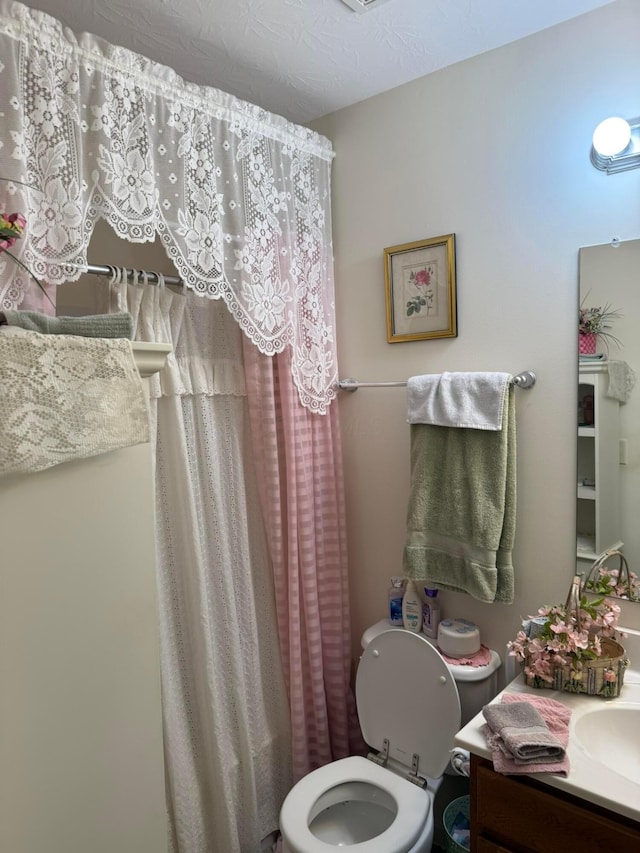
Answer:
xmin=576 ymin=364 xmax=622 ymax=571
xmin=578 ymin=239 xmax=640 ymax=613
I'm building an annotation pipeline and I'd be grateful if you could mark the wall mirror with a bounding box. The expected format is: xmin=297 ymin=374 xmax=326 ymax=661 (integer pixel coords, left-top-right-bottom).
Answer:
xmin=577 ymin=237 xmax=640 ymax=603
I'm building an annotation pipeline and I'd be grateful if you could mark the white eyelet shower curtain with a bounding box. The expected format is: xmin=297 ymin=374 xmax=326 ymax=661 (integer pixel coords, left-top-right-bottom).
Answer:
xmin=103 ymin=279 xmax=292 ymax=852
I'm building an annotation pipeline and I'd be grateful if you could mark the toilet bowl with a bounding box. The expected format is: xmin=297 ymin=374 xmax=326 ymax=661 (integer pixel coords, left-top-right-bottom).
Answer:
xmin=280 ymin=756 xmax=434 ymax=852
xmin=280 ymin=627 xmax=464 ymax=853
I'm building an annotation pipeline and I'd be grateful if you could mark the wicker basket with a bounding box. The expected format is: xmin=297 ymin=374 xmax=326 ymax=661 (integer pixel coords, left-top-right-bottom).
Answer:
xmin=582 ymin=548 xmax=634 ymax=599
xmin=523 ymin=575 xmax=629 ymax=698
xmin=524 ymin=636 xmax=627 ymax=696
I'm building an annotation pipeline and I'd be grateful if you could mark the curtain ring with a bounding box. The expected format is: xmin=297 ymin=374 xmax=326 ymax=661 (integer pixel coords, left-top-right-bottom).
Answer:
xmin=156 ymin=271 xmax=166 ymax=291
xmin=102 ymin=265 xmax=117 ymax=313
xmin=115 ymin=265 xmax=127 ymax=312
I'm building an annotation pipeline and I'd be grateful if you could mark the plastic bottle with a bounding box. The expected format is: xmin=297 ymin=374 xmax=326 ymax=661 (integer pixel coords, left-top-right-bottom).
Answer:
xmin=422 ymin=588 xmax=441 ymax=638
xmin=388 ymin=577 xmax=405 ymax=626
xmin=421 ymin=592 xmax=430 ymax=636
xmin=402 ymin=580 xmax=422 ymax=633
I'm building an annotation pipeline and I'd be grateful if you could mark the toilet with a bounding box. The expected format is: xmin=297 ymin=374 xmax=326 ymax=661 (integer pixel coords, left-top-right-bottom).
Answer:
xmin=279 ymin=619 xmax=501 ymax=853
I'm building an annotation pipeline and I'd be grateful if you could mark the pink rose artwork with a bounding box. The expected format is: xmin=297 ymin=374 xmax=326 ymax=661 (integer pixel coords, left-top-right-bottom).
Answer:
xmin=406 ymin=265 xmax=435 ymax=317
xmin=414 ymin=268 xmax=430 ymax=287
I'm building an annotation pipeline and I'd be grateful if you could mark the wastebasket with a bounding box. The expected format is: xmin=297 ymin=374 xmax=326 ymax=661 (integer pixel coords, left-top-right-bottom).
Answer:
xmin=442 ymin=794 xmax=470 ymax=853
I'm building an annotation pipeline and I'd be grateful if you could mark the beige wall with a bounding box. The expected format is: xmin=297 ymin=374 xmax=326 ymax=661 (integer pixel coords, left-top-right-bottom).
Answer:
xmin=1 ymin=378 xmax=167 ymax=853
xmin=311 ymin=0 xmax=640 ymax=666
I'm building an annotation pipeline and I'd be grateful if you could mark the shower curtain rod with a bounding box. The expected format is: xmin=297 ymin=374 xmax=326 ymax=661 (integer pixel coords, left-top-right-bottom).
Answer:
xmin=338 ymin=370 xmax=537 ymax=392
xmin=74 ymin=264 xmax=539 ymax=394
xmin=81 ymin=263 xmax=183 ymax=287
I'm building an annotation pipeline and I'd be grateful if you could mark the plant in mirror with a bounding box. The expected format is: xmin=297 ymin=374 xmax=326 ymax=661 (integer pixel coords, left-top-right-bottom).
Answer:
xmin=582 ymin=549 xmax=640 ymax=604
xmin=579 ymin=297 xmax=622 ymax=355
xmin=585 ymin=568 xmax=640 ymax=602
xmin=578 ymin=238 xmax=640 ymax=606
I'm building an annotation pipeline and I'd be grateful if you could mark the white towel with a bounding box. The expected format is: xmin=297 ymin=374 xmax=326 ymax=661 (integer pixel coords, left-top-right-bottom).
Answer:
xmin=607 ymin=360 xmax=636 ymax=404
xmin=0 ymin=329 xmax=149 ymax=477
xmin=407 ymin=371 xmax=512 ymax=430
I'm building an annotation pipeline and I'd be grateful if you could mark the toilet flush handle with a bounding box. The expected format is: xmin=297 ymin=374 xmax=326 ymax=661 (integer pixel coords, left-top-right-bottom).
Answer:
xmin=439 ymin=675 xmax=447 ymax=684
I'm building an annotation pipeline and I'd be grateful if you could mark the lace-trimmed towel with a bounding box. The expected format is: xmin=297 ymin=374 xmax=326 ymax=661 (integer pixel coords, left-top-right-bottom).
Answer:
xmin=0 ymin=329 xmax=149 ymax=477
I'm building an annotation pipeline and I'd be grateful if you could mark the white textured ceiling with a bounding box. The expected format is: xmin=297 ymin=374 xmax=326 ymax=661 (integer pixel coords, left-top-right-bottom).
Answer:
xmin=25 ymin=0 xmax=613 ymax=124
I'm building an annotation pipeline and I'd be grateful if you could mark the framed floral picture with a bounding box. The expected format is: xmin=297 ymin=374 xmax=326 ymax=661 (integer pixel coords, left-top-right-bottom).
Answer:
xmin=384 ymin=233 xmax=457 ymax=343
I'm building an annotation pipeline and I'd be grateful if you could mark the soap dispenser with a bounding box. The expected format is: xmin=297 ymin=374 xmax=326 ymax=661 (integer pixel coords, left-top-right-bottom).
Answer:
xmin=402 ymin=580 xmax=422 ymax=633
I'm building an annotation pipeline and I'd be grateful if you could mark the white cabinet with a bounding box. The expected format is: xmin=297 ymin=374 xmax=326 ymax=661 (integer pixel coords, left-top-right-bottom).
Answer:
xmin=0 ymin=343 xmax=170 ymax=853
xmin=577 ymin=362 xmax=622 ymax=569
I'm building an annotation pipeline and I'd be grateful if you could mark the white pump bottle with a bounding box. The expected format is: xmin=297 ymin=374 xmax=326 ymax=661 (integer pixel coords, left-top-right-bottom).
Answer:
xmin=402 ymin=580 xmax=422 ymax=633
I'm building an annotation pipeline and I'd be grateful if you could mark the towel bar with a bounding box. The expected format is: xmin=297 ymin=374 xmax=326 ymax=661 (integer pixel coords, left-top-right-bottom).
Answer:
xmin=338 ymin=370 xmax=536 ymax=393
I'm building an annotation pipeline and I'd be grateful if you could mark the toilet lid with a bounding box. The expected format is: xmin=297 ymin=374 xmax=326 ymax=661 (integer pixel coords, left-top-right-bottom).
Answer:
xmin=356 ymin=629 xmax=461 ymax=780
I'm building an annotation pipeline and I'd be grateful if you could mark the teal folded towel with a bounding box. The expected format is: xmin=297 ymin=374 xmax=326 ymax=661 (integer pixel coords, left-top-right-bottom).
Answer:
xmin=403 ymin=384 xmax=516 ymax=604
xmin=2 ymin=310 xmax=134 ymax=339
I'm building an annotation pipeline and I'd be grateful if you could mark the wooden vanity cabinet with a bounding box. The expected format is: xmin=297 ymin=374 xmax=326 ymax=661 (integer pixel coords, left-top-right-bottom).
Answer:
xmin=470 ymin=755 xmax=640 ymax=853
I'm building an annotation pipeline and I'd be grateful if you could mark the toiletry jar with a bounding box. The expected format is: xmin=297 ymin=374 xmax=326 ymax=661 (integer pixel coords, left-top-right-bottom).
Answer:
xmin=438 ymin=619 xmax=481 ymax=658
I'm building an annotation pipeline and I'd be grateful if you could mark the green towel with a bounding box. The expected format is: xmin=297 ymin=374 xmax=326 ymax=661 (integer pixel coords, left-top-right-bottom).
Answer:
xmin=2 ymin=310 xmax=134 ymax=339
xmin=403 ymin=385 xmax=516 ymax=604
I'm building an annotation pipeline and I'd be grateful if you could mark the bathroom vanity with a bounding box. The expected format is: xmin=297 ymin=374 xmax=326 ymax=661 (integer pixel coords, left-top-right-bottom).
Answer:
xmin=470 ymin=755 xmax=639 ymax=852
xmin=455 ymin=670 xmax=640 ymax=853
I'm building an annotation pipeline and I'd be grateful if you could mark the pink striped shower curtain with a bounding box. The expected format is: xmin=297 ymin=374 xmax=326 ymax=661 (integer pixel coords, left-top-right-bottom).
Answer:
xmin=242 ymin=342 xmax=363 ymax=781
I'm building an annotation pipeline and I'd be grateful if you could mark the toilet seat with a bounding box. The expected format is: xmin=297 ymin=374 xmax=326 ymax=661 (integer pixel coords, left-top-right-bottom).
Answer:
xmin=280 ymin=755 xmax=430 ymax=853
xmin=356 ymin=628 xmax=461 ymax=780
xmin=280 ymin=629 xmax=463 ymax=852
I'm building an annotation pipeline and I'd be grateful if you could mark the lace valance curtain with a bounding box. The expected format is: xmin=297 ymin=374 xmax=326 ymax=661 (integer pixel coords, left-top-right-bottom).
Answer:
xmin=0 ymin=0 xmax=337 ymax=412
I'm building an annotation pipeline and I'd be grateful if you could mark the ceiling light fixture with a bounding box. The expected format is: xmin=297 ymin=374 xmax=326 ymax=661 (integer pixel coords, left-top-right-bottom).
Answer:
xmin=591 ymin=116 xmax=640 ymax=174
xmin=339 ymin=0 xmax=392 ymax=13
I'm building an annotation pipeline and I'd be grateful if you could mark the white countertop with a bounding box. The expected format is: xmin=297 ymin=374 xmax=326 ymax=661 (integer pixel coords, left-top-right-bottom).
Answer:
xmin=454 ymin=667 xmax=640 ymax=824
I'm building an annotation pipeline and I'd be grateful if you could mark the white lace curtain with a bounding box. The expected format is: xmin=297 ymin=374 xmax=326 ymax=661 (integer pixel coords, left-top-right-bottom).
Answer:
xmin=0 ymin=0 xmax=337 ymax=413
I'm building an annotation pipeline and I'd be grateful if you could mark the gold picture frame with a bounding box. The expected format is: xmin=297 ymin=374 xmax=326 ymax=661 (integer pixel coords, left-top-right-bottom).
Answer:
xmin=384 ymin=233 xmax=457 ymax=343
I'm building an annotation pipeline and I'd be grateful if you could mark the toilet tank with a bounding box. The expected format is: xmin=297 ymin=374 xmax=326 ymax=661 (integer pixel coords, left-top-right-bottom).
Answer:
xmin=361 ymin=619 xmax=501 ymax=726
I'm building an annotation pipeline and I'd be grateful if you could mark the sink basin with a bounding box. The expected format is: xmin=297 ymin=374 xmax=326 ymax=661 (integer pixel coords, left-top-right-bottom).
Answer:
xmin=573 ymin=704 xmax=640 ymax=785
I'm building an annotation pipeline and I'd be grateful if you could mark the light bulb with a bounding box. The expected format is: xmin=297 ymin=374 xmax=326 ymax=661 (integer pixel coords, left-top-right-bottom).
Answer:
xmin=592 ymin=117 xmax=631 ymax=157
